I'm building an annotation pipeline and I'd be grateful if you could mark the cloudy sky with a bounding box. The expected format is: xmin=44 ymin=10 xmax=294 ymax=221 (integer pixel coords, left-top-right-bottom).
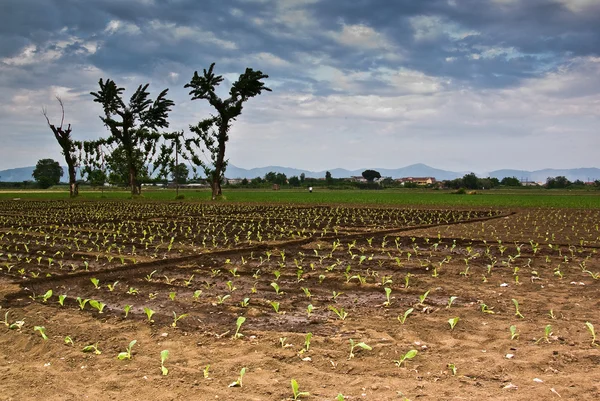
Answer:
xmin=1 ymin=0 xmax=599 ymax=174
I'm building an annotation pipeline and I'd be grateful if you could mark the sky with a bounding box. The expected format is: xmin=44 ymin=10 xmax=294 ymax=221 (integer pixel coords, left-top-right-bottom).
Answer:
xmin=1 ymin=0 xmax=599 ymax=174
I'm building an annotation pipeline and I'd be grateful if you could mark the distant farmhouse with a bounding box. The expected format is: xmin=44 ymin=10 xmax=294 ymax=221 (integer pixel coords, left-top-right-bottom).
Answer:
xmin=395 ymin=177 xmax=436 ymax=186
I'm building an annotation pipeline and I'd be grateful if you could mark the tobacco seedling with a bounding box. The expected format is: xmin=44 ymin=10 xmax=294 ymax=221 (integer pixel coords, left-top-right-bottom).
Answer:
xmin=448 ymin=317 xmax=459 ymax=331
xmin=58 ymin=294 xmax=66 ymax=306
xmin=304 ymin=332 xmax=312 ymax=352
xmin=446 ymin=296 xmax=458 ymax=309
xmin=240 ymin=297 xmax=250 ymax=307
xmin=512 ymin=299 xmax=524 ymax=318
xmin=383 ymin=287 xmax=392 ymax=307
xmin=107 ymin=281 xmax=119 ymax=292
xmin=160 ymin=350 xmax=169 ymax=376
xmin=117 ymin=340 xmax=137 ymax=360
xmin=307 ymin=304 xmax=314 ymax=316
xmin=510 ymin=325 xmax=519 ymax=340
xmin=169 ymin=292 xmax=176 ymax=301
xmin=193 ymin=290 xmax=202 ymax=299
xmin=448 ymin=363 xmax=457 ymax=376
xmin=216 ymin=294 xmax=230 ymax=304
xmin=480 ymin=303 xmax=494 ymax=314
xmin=76 ymin=297 xmax=89 ymax=311
xmin=291 ymin=379 xmax=310 ymax=400
xmin=398 ymin=308 xmax=414 ymax=324
xmin=64 ymin=336 xmax=74 ymax=346
xmin=203 ymin=364 xmax=210 ymax=378
xmin=82 ymin=343 xmax=101 ymax=355
xmin=418 ymin=289 xmax=430 ymax=306
xmin=535 ymin=324 xmax=552 ymax=344
xmin=89 ymin=300 xmax=106 ymax=313
xmin=394 ymin=349 xmax=418 ymax=367
xmin=1 ymin=311 xmax=9 ymax=327
xmin=301 ymin=287 xmax=311 ymax=299
xmin=41 ymin=289 xmax=52 ymax=303
xmin=90 ymin=278 xmax=100 ymax=289
xmin=126 ymin=287 xmax=139 ymax=295
xmin=585 ymin=322 xmax=597 ymax=346
xmin=348 ymin=338 xmax=372 ymax=359
xmin=270 ymin=301 xmax=281 ymax=314
xmin=234 ymin=316 xmax=246 ymax=338
xmin=124 ymin=304 xmax=132 ymax=318
xmin=34 ymin=326 xmax=48 ymax=340
xmin=328 ymin=305 xmax=348 ymax=321
xmin=271 ymin=282 xmax=283 ymax=295
xmin=144 ymin=307 xmax=155 ymax=323
xmin=228 ymin=367 xmax=246 ymax=387
xmin=145 ymin=270 xmax=157 ymax=281
xmin=172 ymin=312 xmax=188 ymax=328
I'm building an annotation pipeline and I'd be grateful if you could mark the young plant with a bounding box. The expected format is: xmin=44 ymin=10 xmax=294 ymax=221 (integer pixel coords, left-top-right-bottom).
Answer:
xmin=393 ymin=349 xmax=418 ymax=367
xmin=418 ymin=289 xmax=430 ymax=306
xmin=107 ymin=281 xmax=119 ymax=291
xmin=90 ymin=278 xmax=100 ymax=289
xmin=144 ymin=307 xmax=155 ymax=323
xmin=193 ymin=290 xmax=202 ymax=299
xmin=124 ymin=304 xmax=132 ymax=318
xmin=535 ymin=324 xmax=552 ymax=344
xmin=270 ymin=301 xmax=281 ymax=314
xmin=348 ymin=338 xmax=372 ymax=359
xmin=446 ymin=296 xmax=458 ymax=309
xmin=228 ymin=367 xmax=246 ymax=387
xmin=448 ymin=317 xmax=459 ymax=331
xmin=58 ymin=294 xmax=67 ymax=306
xmin=216 ymin=294 xmax=230 ymax=304
xmin=510 ymin=325 xmax=519 ymax=340
xmin=383 ymin=287 xmax=392 ymax=307
xmin=41 ymin=289 xmax=53 ymax=303
xmin=585 ymin=322 xmax=597 ymax=346
xmin=328 ymin=305 xmax=348 ymax=321
xmin=512 ymin=298 xmax=524 ymax=318
xmin=64 ymin=336 xmax=74 ymax=346
xmin=89 ymin=300 xmax=106 ymax=313
xmin=169 ymin=292 xmax=176 ymax=301
xmin=291 ymin=379 xmax=310 ymax=400
xmin=82 ymin=343 xmax=102 ymax=355
xmin=240 ymin=297 xmax=250 ymax=307
xmin=160 ymin=350 xmax=169 ymax=376
xmin=271 ymin=282 xmax=283 ymax=295
xmin=76 ymin=297 xmax=89 ymax=311
xmin=172 ymin=312 xmax=189 ymax=328
xmin=117 ymin=340 xmax=137 ymax=360
xmin=234 ymin=316 xmax=246 ymax=338
xmin=304 ymin=332 xmax=312 ymax=352
xmin=34 ymin=326 xmax=48 ymax=340
xmin=448 ymin=363 xmax=457 ymax=376
xmin=397 ymin=308 xmax=414 ymax=324
xmin=306 ymin=304 xmax=314 ymax=316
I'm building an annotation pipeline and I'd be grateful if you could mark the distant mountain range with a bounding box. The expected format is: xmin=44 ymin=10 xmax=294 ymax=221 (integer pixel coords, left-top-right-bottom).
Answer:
xmin=1 ymin=164 xmax=598 ymax=183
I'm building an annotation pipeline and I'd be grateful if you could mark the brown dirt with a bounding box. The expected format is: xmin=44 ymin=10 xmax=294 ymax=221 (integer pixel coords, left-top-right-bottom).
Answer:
xmin=1 ymin=202 xmax=599 ymax=401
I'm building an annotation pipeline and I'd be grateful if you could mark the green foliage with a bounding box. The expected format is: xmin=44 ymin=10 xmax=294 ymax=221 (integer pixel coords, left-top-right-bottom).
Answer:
xmin=117 ymin=340 xmax=137 ymax=360
xmin=361 ymin=169 xmax=381 ymax=182
xmin=32 ymin=159 xmax=63 ymax=189
xmin=291 ymin=379 xmax=310 ymax=400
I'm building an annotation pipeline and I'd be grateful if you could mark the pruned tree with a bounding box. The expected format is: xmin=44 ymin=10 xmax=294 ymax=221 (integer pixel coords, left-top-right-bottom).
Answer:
xmin=90 ymin=79 xmax=174 ymax=195
xmin=42 ymin=97 xmax=81 ymax=197
xmin=184 ymin=63 xmax=270 ymax=200
xmin=362 ymin=169 xmax=381 ymax=182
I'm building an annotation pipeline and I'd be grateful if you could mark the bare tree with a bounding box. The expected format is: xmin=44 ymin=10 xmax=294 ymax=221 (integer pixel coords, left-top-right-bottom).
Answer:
xmin=43 ymin=97 xmax=80 ymax=197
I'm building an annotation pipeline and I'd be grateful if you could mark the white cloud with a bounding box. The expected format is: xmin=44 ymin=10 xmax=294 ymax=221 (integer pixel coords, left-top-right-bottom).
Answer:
xmin=556 ymin=0 xmax=600 ymax=13
xmin=410 ymin=15 xmax=480 ymax=42
xmin=148 ymin=20 xmax=237 ymax=49
xmin=104 ymin=20 xmax=141 ymax=35
xmin=329 ymin=23 xmax=396 ymax=51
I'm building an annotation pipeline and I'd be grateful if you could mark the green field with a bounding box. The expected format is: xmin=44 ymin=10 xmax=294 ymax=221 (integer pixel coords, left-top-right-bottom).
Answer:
xmin=1 ymin=187 xmax=599 ymax=208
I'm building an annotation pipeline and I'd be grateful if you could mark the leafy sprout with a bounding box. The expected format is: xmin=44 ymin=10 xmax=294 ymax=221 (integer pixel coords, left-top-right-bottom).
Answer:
xmin=117 ymin=340 xmax=137 ymax=360
xmin=160 ymin=350 xmax=169 ymax=376
xmin=393 ymin=349 xmax=418 ymax=368
xmin=291 ymin=379 xmax=310 ymax=400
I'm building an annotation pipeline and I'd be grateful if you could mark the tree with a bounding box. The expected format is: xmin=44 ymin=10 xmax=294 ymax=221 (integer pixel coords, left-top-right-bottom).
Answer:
xmin=241 ymin=178 xmax=249 ymax=185
xmin=300 ymin=173 xmax=305 ymax=184
xmin=546 ymin=176 xmax=570 ymax=189
xmin=105 ymin=146 xmax=150 ymax=187
xmin=32 ymin=159 xmax=63 ymax=189
xmin=43 ymin=97 xmax=80 ymax=197
xmin=90 ymin=79 xmax=174 ymax=195
xmin=362 ymin=169 xmax=381 ymax=182
xmin=288 ymin=176 xmax=300 ymax=186
xmin=500 ymin=176 xmax=521 ymax=186
xmin=325 ymin=171 xmax=333 ymax=184
xmin=184 ymin=63 xmax=270 ymax=200
xmin=172 ymin=163 xmax=189 ymax=184
xmin=86 ymin=169 xmax=107 ymax=187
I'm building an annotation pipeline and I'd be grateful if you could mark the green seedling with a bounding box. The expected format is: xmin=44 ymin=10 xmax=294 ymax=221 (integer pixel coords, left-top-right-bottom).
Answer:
xmin=585 ymin=322 xmax=597 ymax=346
xmin=41 ymin=289 xmax=52 ymax=303
xmin=58 ymin=294 xmax=66 ymax=306
xmin=89 ymin=300 xmax=106 ymax=313
xmin=307 ymin=304 xmax=314 ymax=316
xmin=193 ymin=290 xmax=202 ymax=299
xmin=144 ymin=307 xmax=155 ymax=323
xmin=172 ymin=312 xmax=188 ymax=328
xmin=228 ymin=367 xmax=246 ymax=387
xmin=226 ymin=281 xmax=236 ymax=292
xmin=117 ymin=340 xmax=137 ymax=360
xmin=64 ymin=336 xmax=74 ymax=346
xmin=234 ymin=316 xmax=246 ymax=338
xmin=270 ymin=301 xmax=281 ymax=314
xmin=393 ymin=349 xmax=418 ymax=367
xmin=301 ymin=287 xmax=311 ymax=299
xmin=328 ymin=305 xmax=348 ymax=321
xmin=90 ymin=278 xmax=100 ymax=289
xmin=512 ymin=299 xmax=524 ymax=318
xmin=448 ymin=363 xmax=457 ymax=376
xmin=160 ymin=350 xmax=169 ymax=376
xmin=240 ymin=297 xmax=250 ymax=307
xmin=383 ymin=287 xmax=392 ymax=307
xmin=480 ymin=303 xmax=494 ymax=314
xmin=34 ymin=325 xmax=48 ymax=340
xmin=510 ymin=325 xmax=519 ymax=340
xmin=419 ymin=289 xmax=430 ymax=305
xmin=448 ymin=317 xmax=459 ymax=330
xmin=76 ymin=297 xmax=89 ymax=311
xmin=124 ymin=304 xmax=132 ymax=318
xmin=82 ymin=343 xmax=101 ymax=355
xmin=1 ymin=311 xmax=9 ymax=327
xmin=337 ymin=394 xmax=345 ymax=401
xmin=291 ymin=379 xmax=310 ymax=400
xmin=216 ymin=294 xmax=230 ymax=304
xmin=535 ymin=324 xmax=552 ymax=344
xmin=304 ymin=332 xmax=312 ymax=352
xmin=348 ymin=338 xmax=372 ymax=359
xmin=271 ymin=282 xmax=283 ymax=295
xmin=446 ymin=296 xmax=458 ymax=309
xmin=145 ymin=270 xmax=157 ymax=281
xmin=184 ymin=275 xmax=194 ymax=287
xmin=169 ymin=292 xmax=176 ymax=301
xmin=397 ymin=308 xmax=414 ymax=324
xmin=126 ymin=287 xmax=139 ymax=295
xmin=203 ymin=364 xmax=210 ymax=378
xmin=332 ymin=291 xmax=343 ymax=301
xmin=107 ymin=281 xmax=119 ymax=291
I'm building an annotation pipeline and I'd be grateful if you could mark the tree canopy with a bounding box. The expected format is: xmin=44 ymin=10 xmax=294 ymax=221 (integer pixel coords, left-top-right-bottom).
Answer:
xmin=32 ymin=159 xmax=63 ymax=189
xmin=362 ymin=169 xmax=381 ymax=182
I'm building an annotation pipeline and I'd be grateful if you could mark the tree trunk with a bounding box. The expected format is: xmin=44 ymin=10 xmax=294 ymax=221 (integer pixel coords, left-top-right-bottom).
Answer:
xmin=68 ymin=163 xmax=78 ymax=197
xmin=129 ymin=164 xmax=140 ymax=196
xmin=211 ymin=124 xmax=227 ymax=200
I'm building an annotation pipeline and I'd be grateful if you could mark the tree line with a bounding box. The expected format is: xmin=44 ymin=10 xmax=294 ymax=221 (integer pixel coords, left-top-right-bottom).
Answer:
xmin=38 ymin=63 xmax=270 ymax=199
